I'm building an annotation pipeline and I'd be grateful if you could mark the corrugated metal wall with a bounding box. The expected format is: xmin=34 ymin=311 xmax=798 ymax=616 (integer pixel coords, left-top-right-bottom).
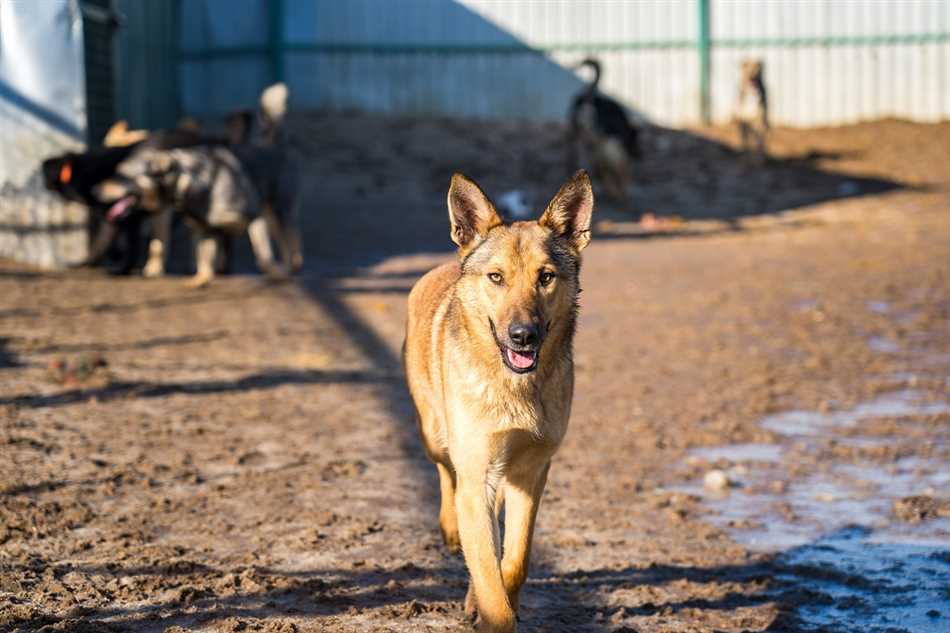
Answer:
xmin=81 ymin=0 xmax=117 ymax=144
xmin=281 ymin=0 xmax=697 ymax=123
xmin=174 ymin=0 xmax=949 ymax=127
xmin=114 ymin=0 xmax=178 ymax=130
xmin=178 ymin=0 xmax=272 ymax=116
xmin=709 ymin=0 xmax=950 ymax=126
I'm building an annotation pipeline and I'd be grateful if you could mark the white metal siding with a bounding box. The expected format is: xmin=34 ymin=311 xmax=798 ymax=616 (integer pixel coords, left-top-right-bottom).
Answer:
xmin=178 ymin=0 xmax=950 ymax=126
xmin=710 ymin=0 xmax=950 ymax=126
xmin=281 ymin=0 xmax=698 ymax=124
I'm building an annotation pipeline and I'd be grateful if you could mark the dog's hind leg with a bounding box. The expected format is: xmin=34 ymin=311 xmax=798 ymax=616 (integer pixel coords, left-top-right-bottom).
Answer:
xmin=272 ymin=186 xmax=305 ymax=274
xmin=263 ymin=205 xmax=302 ymax=275
xmin=436 ymin=462 xmax=460 ymax=553
xmin=143 ymin=207 xmax=172 ymax=278
xmin=214 ymin=233 xmax=233 ymax=274
xmin=248 ymin=216 xmax=288 ymax=281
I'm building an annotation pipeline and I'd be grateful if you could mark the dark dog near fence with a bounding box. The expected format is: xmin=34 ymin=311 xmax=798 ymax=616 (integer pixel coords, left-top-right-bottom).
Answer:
xmin=92 ymin=83 xmax=303 ymax=287
xmin=42 ymin=138 xmax=145 ymax=274
xmin=567 ymin=58 xmax=640 ymax=203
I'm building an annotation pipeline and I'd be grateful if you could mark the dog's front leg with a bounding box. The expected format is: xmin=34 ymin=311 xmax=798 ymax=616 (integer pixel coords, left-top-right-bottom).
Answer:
xmin=75 ymin=217 xmax=118 ymax=268
xmin=187 ymin=233 xmax=217 ymax=288
xmin=143 ymin=207 xmax=172 ymax=278
xmin=456 ymin=457 xmax=515 ymax=633
xmin=501 ymin=459 xmax=550 ymax=614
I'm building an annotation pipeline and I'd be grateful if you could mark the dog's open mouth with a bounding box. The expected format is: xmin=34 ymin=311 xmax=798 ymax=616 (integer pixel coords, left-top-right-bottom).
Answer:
xmin=501 ymin=346 xmax=538 ymax=373
xmin=489 ymin=318 xmax=541 ymax=374
xmin=105 ymin=195 xmax=136 ymax=222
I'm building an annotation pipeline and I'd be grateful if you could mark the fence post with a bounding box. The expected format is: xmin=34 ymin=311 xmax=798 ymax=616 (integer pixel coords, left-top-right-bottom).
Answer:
xmin=269 ymin=0 xmax=285 ymax=83
xmin=698 ymin=0 xmax=711 ymax=124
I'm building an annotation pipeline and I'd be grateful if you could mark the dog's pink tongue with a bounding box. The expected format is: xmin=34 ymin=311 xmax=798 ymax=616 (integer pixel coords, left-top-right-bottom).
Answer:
xmin=506 ymin=348 xmax=536 ymax=369
xmin=106 ymin=196 xmax=135 ymax=222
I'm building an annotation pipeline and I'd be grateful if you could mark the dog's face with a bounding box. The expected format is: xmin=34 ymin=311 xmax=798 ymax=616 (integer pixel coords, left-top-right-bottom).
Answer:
xmin=41 ymin=156 xmax=77 ymax=199
xmin=448 ymin=171 xmax=593 ymax=374
xmin=93 ymin=148 xmax=178 ymax=218
xmin=741 ymin=59 xmax=764 ymax=84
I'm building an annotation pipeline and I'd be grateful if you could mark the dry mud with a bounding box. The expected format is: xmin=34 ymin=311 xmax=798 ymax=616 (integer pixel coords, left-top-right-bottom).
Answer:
xmin=1 ymin=117 xmax=949 ymax=632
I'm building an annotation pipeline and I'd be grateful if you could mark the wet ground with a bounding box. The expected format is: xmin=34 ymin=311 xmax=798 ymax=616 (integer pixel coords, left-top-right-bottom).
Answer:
xmin=1 ymin=117 xmax=949 ymax=632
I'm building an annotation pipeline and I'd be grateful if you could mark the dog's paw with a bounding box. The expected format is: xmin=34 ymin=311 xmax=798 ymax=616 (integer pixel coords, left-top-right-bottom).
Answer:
xmin=259 ymin=262 xmax=290 ymax=283
xmin=440 ymin=525 xmax=461 ymax=554
xmin=185 ymin=273 xmax=212 ymax=289
xmin=464 ymin=585 xmax=478 ymax=621
xmin=142 ymin=260 xmax=165 ymax=278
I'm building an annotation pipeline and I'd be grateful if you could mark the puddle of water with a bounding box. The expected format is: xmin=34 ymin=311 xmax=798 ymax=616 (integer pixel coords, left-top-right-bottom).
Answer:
xmin=868 ymin=336 xmax=901 ymax=353
xmin=761 ymin=390 xmax=950 ymax=436
xmin=685 ymin=388 xmax=950 ymax=630
xmin=837 ymin=458 xmax=950 ymax=499
xmin=775 ymin=526 xmax=950 ymax=633
xmin=689 ymin=443 xmax=783 ymax=463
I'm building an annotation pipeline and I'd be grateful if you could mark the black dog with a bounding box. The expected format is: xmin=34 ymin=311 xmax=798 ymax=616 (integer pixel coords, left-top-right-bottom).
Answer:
xmin=42 ymin=143 xmax=145 ymax=274
xmin=567 ymin=58 xmax=640 ymax=201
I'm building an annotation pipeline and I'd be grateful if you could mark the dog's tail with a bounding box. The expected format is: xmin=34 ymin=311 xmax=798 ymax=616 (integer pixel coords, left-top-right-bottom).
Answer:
xmin=257 ymin=83 xmax=289 ymax=145
xmin=260 ymin=83 xmax=288 ymax=126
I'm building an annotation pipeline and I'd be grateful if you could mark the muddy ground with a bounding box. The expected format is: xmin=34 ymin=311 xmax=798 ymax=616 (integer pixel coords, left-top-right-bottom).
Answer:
xmin=1 ymin=117 xmax=948 ymax=632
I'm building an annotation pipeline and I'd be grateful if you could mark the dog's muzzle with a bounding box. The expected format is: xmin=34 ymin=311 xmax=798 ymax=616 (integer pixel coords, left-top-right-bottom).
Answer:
xmin=491 ymin=319 xmax=543 ymax=374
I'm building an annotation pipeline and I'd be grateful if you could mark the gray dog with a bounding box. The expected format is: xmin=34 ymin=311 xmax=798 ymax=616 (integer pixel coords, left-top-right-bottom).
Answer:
xmin=94 ymin=84 xmax=303 ymax=287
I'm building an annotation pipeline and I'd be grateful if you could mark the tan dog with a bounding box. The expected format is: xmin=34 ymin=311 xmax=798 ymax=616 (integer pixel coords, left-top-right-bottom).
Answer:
xmin=734 ymin=59 xmax=769 ymax=164
xmin=403 ymin=171 xmax=593 ymax=632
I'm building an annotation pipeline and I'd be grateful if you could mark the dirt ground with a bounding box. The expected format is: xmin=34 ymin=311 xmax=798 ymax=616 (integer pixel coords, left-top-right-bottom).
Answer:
xmin=1 ymin=117 xmax=948 ymax=632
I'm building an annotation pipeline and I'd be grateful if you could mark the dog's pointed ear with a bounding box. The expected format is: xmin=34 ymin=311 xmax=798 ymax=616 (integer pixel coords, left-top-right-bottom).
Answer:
xmin=447 ymin=172 xmax=503 ymax=252
xmin=539 ymin=170 xmax=594 ymax=251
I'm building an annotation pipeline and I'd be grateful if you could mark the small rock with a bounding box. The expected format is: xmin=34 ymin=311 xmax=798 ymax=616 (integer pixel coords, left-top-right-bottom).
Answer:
xmin=703 ymin=469 xmax=731 ymax=491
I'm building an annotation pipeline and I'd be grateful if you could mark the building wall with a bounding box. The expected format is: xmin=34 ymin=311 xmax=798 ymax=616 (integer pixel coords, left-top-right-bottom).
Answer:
xmin=176 ymin=0 xmax=950 ymax=126
xmin=114 ymin=0 xmax=179 ymax=130
xmin=0 ymin=0 xmax=88 ymax=268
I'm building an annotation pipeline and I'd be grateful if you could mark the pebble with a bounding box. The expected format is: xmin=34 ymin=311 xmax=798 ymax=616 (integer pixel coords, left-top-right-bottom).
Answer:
xmin=704 ymin=469 xmax=731 ymax=491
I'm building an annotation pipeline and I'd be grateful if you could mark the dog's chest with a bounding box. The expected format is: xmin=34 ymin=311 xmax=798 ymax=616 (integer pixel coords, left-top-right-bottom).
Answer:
xmin=449 ymin=364 xmax=572 ymax=444
xmin=736 ymin=86 xmax=765 ymax=122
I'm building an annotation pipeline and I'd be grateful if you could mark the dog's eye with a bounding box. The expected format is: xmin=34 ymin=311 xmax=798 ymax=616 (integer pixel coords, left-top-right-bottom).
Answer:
xmin=487 ymin=272 xmax=503 ymax=285
xmin=539 ymin=271 xmax=556 ymax=286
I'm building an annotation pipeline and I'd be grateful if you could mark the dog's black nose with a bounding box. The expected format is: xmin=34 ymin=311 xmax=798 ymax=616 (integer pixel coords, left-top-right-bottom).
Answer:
xmin=508 ymin=323 xmax=538 ymax=348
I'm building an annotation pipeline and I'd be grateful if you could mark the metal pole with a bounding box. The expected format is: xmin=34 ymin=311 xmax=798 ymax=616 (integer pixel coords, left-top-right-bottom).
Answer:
xmin=698 ymin=0 xmax=711 ymax=124
xmin=269 ymin=0 xmax=285 ymax=83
